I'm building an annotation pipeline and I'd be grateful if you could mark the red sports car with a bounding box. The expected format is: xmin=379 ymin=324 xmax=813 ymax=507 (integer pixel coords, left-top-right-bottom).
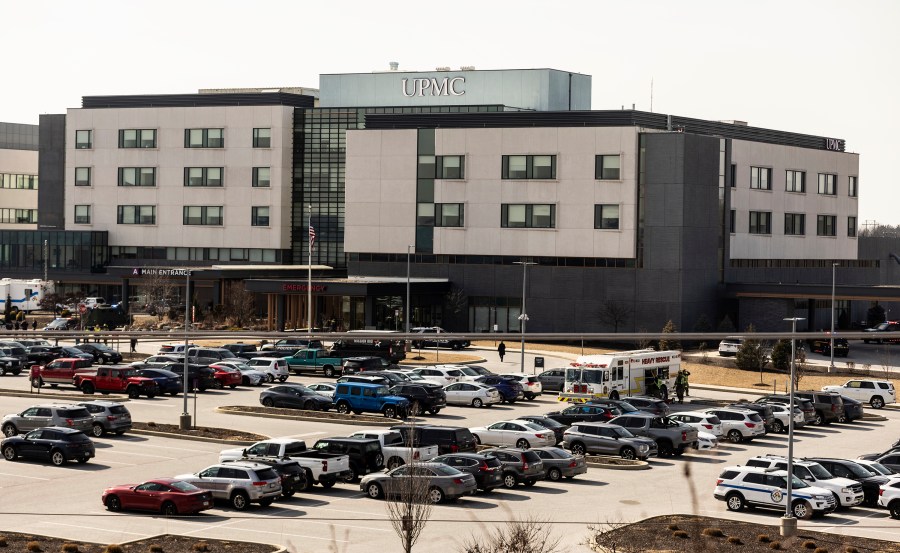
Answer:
xmin=210 ymin=365 xmax=243 ymax=389
xmin=102 ymin=478 xmax=213 ymax=515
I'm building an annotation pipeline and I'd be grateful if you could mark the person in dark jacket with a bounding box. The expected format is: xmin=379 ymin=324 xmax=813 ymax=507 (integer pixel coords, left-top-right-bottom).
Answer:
xmin=498 ymin=341 xmax=506 ymax=362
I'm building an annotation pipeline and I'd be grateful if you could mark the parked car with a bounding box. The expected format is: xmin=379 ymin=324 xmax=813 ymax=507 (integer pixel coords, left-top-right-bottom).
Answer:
xmin=348 ymin=429 xmax=439 ymax=470
xmin=668 ymin=411 xmax=724 ymax=437
xmin=0 ymin=348 xmax=23 ymax=376
xmin=530 ymin=446 xmax=587 ymax=481
xmin=726 ymin=402 xmax=776 ymax=433
xmin=268 ymin=338 xmax=324 ymax=353
xmin=878 ymin=480 xmax=900 ymax=519
xmin=231 ymin=457 xmax=306 ymax=498
xmin=43 ymin=317 xmax=77 ymax=331
xmin=133 ymin=355 xmax=185 ymax=368
xmin=245 ymin=357 xmax=290 ymax=382
xmin=562 ymin=421 xmax=657 ymax=460
xmin=102 ymin=479 xmax=213 ymax=515
xmin=25 ymin=346 xmax=62 ymax=365
xmin=73 ymin=366 xmax=159 ymax=398
xmin=822 ymin=379 xmax=896 ymax=409
xmin=754 ymin=395 xmax=817 ymax=425
xmin=431 ymin=452 xmax=504 ymax=492
xmin=390 ymin=424 xmax=478 ymax=455
xmin=515 ymin=415 xmax=569 ymax=444
xmin=2 ymin=403 xmax=93 ymax=436
xmin=861 ymin=452 xmax=900 ymax=473
xmin=622 ymin=396 xmax=670 ymax=417
xmin=410 ymin=326 xmax=470 ymax=350
xmin=158 ymin=343 xmax=198 ymax=355
xmin=175 ymin=462 xmax=282 ymax=510
xmin=77 ymin=400 xmax=132 ymax=437
xmin=762 ymin=402 xmax=806 ymax=432
xmin=608 ymin=413 xmax=699 ymax=457
xmin=333 ymin=382 xmax=409 ymax=418
xmin=1 ymin=427 xmax=95 ymax=466
xmin=413 ymin=366 xmax=464 ymax=386
xmin=714 ymin=465 xmax=836 ymax=518
xmin=260 ymin=384 xmax=333 ymax=411
xmin=696 ymin=431 xmax=719 ymax=450
xmin=341 ymin=356 xmax=394 ymax=376
xmin=131 ymin=367 xmax=184 ymax=396
xmin=388 ymin=383 xmax=446 ymax=415
xmin=360 ymin=462 xmax=477 ymax=503
xmin=158 ymin=363 xmax=217 ymax=392
xmin=809 ymin=457 xmax=890 ymax=506
xmin=470 ymin=420 xmax=557 ymax=449
xmin=863 ymin=320 xmax=900 ymax=343
xmin=794 ymin=390 xmax=844 ymax=425
xmin=806 ymin=337 xmax=850 ymax=357
xmin=185 ymin=347 xmax=238 ymax=364
xmin=213 ymin=360 xmax=267 ymax=386
xmin=479 ymin=447 xmax=545 ymax=488
xmin=702 ymin=407 xmax=766 ymax=443
xmin=536 ymin=368 xmax=566 ymax=392
xmin=75 ymin=343 xmax=123 ymax=364
xmin=209 ymin=364 xmax=243 ymax=389
xmin=499 ymin=373 xmax=543 ymax=400
xmin=443 ymin=382 xmax=501 ymax=408
xmin=718 ymin=336 xmax=743 ymax=356
xmin=474 ymin=375 xmax=524 ymax=403
xmin=746 ymin=454 xmax=865 ymax=508
xmin=545 ymin=404 xmax=615 ymax=426
xmin=838 ymin=395 xmax=865 ymax=423
xmin=283 ymin=348 xmax=344 ymax=377
xmin=307 ymin=382 xmax=336 ymax=398
xmin=855 ymin=459 xmax=900 ymax=482
xmin=221 ymin=343 xmax=261 ymax=360
xmin=312 ymin=437 xmax=384 ymax=482
xmin=59 ymin=347 xmax=95 ymax=362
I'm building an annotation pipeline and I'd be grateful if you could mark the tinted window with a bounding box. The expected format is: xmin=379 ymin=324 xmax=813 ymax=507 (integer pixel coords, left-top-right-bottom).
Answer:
xmin=743 ymin=473 xmax=766 ymax=485
xmin=719 ymin=470 xmax=740 ymax=480
xmin=255 ymin=468 xmax=278 ymax=480
xmin=522 ymin=451 xmax=541 ymax=463
xmin=58 ymin=408 xmax=91 ymax=418
xmin=454 ymin=429 xmax=474 ymax=442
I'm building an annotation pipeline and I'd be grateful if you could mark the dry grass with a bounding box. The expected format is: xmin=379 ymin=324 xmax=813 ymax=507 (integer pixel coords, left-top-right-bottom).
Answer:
xmin=684 ymin=361 xmax=900 ymax=392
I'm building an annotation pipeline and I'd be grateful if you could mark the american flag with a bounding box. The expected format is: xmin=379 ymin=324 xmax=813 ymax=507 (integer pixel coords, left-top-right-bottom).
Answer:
xmin=308 ymin=224 xmax=316 ymax=251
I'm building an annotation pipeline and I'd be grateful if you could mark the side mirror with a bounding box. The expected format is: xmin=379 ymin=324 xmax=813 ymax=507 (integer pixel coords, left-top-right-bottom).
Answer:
xmin=242 ymin=448 xmax=247 ymax=455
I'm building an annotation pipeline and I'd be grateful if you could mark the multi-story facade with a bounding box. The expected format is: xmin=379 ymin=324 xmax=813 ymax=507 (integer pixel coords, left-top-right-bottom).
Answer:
xmin=0 ymin=122 xmax=39 ymax=230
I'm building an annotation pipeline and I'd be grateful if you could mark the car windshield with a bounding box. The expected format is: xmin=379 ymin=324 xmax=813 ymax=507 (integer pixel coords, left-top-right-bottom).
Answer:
xmin=865 ymin=462 xmax=894 ymax=475
xmin=169 ymin=480 xmax=200 ymax=492
xmin=612 ymin=426 xmax=634 ymax=438
xmin=842 ymin=462 xmax=877 ymax=478
xmin=565 ymin=368 xmax=604 ymax=384
xmin=521 ymin=422 xmax=545 ymax=431
xmin=458 ymin=367 xmax=479 ymax=376
xmin=808 ymin=464 xmax=833 ymax=479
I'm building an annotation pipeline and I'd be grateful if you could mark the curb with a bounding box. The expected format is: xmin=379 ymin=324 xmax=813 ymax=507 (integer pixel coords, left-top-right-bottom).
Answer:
xmin=129 ymin=427 xmax=264 ymax=446
xmin=216 ymin=406 xmax=397 ymax=427
xmin=0 ymin=387 xmax=131 ymax=402
xmin=584 ymin=455 xmax=650 ymax=471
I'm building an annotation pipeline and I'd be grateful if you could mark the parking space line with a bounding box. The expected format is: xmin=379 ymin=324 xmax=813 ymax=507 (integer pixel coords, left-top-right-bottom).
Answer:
xmin=115 ymin=440 xmax=213 ymax=453
xmin=42 ymin=521 xmax=148 ymax=537
xmin=128 ymin=401 xmax=174 ymax=407
xmin=0 ymin=472 xmax=50 ymax=480
xmin=184 ymin=523 xmax=350 ymax=542
xmin=99 ymin=450 xmax=175 ymax=459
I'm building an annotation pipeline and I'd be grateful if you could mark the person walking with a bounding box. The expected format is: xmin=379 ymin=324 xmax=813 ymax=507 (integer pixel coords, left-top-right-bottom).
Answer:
xmin=497 ymin=341 xmax=506 ymax=362
xmin=31 ymin=320 xmax=37 ymax=331
xmin=130 ymin=337 xmax=138 ymax=353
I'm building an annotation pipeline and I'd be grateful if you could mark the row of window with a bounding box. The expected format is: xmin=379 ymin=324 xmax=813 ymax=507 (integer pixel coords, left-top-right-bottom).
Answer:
xmin=74 ymin=167 xmax=271 ymax=188
xmin=74 ymin=128 xmax=272 ymax=150
xmin=0 ymin=209 xmax=37 ymax=224
xmin=733 ymin=210 xmax=857 ymax=237
xmin=73 ymin=205 xmax=270 ymax=227
xmin=110 ymin=245 xmax=283 ymax=263
xmin=413 ymin=203 xmax=622 ymax=230
xmin=747 ymin=167 xmax=857 ymax=197
xmin=0 ymin=173 xmax=38 ymax=190
xmin=416 ymin=154 xmax=622 ymax=181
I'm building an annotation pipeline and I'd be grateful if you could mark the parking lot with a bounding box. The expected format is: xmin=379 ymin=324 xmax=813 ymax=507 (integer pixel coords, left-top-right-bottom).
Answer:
xmin=0 ymin=341 xmax=898 ymax=552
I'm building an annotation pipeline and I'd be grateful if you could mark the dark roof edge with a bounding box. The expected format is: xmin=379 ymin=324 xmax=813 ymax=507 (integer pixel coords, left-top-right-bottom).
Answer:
xmin=81 ymin=92 xmax=316 ymax=109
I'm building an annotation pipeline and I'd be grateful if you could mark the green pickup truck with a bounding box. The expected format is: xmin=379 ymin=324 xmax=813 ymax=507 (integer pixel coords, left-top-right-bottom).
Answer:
xmin=284 ymin=349 xmax=344 ymax=377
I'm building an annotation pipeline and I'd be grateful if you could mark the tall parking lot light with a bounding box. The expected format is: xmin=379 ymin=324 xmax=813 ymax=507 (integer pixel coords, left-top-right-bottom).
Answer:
xmin=180 ymin=269 xmax=192 ymax=430
xmin=781 ymin=316 xmax=805 ymax=537
xmin=830 ymin=262 xmax=838 ymax=372
xmin=513 ymin=259 xmax=536 ymax=373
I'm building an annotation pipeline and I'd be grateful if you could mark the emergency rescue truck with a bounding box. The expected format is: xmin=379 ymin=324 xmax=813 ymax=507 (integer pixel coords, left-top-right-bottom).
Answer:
xmin=558 ymin=349 xmax=681 ymax=403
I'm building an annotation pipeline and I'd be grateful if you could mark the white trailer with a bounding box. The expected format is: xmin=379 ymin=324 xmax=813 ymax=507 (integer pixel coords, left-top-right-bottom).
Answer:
xmin=0 ymin=279 xmax=54 ymax=313
xmin=558 ymin=348 xmax=682 ymax=402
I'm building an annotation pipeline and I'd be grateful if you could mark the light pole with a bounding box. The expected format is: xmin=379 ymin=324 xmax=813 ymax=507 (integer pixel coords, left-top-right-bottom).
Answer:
xmin=513 ymin=259 xmax=537 ymax=373
xmin=830 ymin=262 xmax=838 ymax=373
xmin=406 ymin=245 xmax=413 ymax=334
xmin=781 ymin=316 xmax=805 ymax=537
xmin=180 ymin=269 xmax=192 ymax=430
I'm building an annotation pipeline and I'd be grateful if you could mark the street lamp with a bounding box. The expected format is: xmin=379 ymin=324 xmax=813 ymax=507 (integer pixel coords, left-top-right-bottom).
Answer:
xmin=830 ymin=262 xmax=838 ymax=373
xmin=513 ymin=259 xmax=537 ymax=373
xmin=180 ymin=269 xmax=192 ymax=430
xmin=406 ymin=245 xmax=413 ymax=334
xmin=781 ymin=316 xmax=806 ymax=537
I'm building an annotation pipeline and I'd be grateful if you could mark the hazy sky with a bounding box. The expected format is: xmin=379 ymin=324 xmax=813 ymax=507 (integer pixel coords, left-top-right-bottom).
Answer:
xmin=3 ymin=1 xmax=897 ymax=224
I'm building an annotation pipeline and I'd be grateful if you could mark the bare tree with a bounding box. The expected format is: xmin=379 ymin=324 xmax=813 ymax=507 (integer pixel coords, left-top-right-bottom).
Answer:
xmin=791 ymin=348 xmax=809 ymax=389
xmin=461 ymin=515 xmax=562 ymax=553
xmin=596 ymin=300 xmax=631 ymax=332
xmin=635 ymin=328 xmax=652 ymax=350
xmin=142 ymin=271 xmax=177 ymax=322
xmin=222 ymin=281 xmax=255 ymax=328
xmin=384 ymin=425 xmax=434 ymax=553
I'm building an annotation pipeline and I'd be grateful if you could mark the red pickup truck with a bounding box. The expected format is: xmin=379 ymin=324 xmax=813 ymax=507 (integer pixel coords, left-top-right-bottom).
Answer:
xmin=73 ymin=366 xmax=160 ymax=398
xmin=30 ymin=358 xmax=94 ymax=388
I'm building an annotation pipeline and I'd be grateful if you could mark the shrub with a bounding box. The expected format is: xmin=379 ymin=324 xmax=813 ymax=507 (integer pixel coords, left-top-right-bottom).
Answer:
xmin=769 ymin=542 xmax=782 ymax=551
xmin=192 ymin=542 xmax=210 ymax=552
xmin=803 ymin=541 xmax=818 ymax=549
xmin=26 ymin=543 xmax=42 ymax=553
xmin=0 ymin=536 xmax=7 ymax=547
xmin=672 ymin=530 xmax=689 ymax=539
xmin=758 ymin=535 xmax=771 ymax=543
xmin=104 ymin=545 xmax=124 ymax=553
xmin=147 ymin=421 xmax=157 ymax=428
xmin=701 ymin=528 xmax=725 ymax=537
xmin=727 ymin=537 xmax=743 ymax=545
xmin=149 ymin=546 xmax=163 ymax=553
xmin=770 ymin=339 xmax=791 ymax=370
xmin=666 ymin=524 xmax=679 ymax=531
xmin=61 ymin=544 xmax=79 ymax=553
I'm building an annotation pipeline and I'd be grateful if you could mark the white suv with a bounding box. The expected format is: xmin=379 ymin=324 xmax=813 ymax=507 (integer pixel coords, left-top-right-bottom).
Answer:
xmin=668 ymin=411 xmax=723 ymax=437
xmin=745 ymin=455 xmax=864 ymax=508
xmin=246 ymin=357 xmax=290 ymax=382
xmin=714 ymin=465 xmax=836 ymax=518
xmin=702 ymin=408 xmax=766 ymax=443
xmin=176 ymin=461 xmax=282 ymax=510
xmin=878 ymin=480 xmax=900 ymax=518
xmin=718 ymin=337 xmax=742 ymax=356
xmin=822 ymin=379 xmax=895 ymax=409
xmin=413 ymin=366 xmax=464 ymax=386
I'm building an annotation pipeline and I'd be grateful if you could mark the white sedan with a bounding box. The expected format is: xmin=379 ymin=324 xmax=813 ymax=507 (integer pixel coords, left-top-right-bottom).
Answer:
xmin=307 ymin=382 xmax=336 ymax=398
xmin=470 ymin=420 xmax=557 ymax=449
xmin=443 ymin=382 xmax=501 ymax=408
xmin=214 ymin=360 xmax=267 ymax=386
xmin=696 ymin=430 xmax=719 ymax=450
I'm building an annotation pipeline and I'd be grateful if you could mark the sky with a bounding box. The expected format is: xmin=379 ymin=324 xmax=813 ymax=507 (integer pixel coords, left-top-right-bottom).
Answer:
xmin=3 ymin=0 xmax=898 ymax=224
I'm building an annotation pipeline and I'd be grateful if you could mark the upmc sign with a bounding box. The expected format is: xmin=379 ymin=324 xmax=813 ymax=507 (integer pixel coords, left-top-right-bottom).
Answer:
xmin=401 ymin=76 xmax=465 ymax=98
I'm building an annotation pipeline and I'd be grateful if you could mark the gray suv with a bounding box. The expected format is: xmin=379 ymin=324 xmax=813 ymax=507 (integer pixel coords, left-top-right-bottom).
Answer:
xmin=794 ymin=390 xmax=844 ymax=425
xmin=480 ymin=447 xmax=545 ymax=489
xmin=537 ymin=369 xmax=565 ymax=392
xmin=563 ymin=422 xmax=658 ymax=460
xmin=2 ymin=404 xmax=93 ymax=436
xmin=176 ymin=461 xmax=282 ymax=510
xmin=77 ymin=400 xmax=132 ymax=437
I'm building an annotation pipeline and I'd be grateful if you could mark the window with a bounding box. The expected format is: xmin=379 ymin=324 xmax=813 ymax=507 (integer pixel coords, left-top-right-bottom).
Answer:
xmin=818 ymin=173 xmax=837 ymax=195
xmin=437 ymin=155 xmax=465 ymax=179
xmin=253 ymin=128 xmax=271 ymax=148
xmin=118 ymin=129 xmax=156 ymax=148
xmin=251 ymin=206 xmax=270 ymax=226
xmin=595 ymin=155 xmax=621 ymax=180
xmin=817 ymin=214 xmax=837 ymax=236
xmin=74 ymin=205 xmax=91 ymax=224
xmin=117 ymin=205 xmax=156 ymax=225
xmin=848 ymin=176 xmax=858 ymax=197
xmin=185 ymin=128 xmax=224 ymax=148
xmin=501 ymin=204 xmax=556 ymax=228
xmin=436 ymin=203 xmax=463 ymax=227
xmin=117 ymin=167 xmax=156 ymax=187
xmin=501 ymin=155 xmax=556 ymax=179
xmin=252 ymin=167 xmax=270 ymax=187
xmin=0 ymin=174 xmax=38 ymax=189
xmin=0 ymin=209 xmax=38 ymax=224
xmin=594 ymin=204 xmax=620 ymax=229
xmin=749 ymin=211 xmax=772 ymax=234
xmin=729 ymin=209 xmax=736 ymax=233
xmin=75 ymin=167 xmax=91 ymax=186
xmin=784 ymin=213 xmax=805 ymax=236
xmin=75 ymin=130 xmax=92 ymax=149
xmin=184 ymin=167 xmax=223 ymax=187
xmin=416 ymin=203 xmax=435 ymax=226
xmin=785 ymin=170 xmax=805 ymax=193
xmin=750 ymin=167 xmax=772 ymax=190
xmin=848 ymin=216 xmax=857 ymax=237
xmin=183 ymin=206 xmax=223 ymax=226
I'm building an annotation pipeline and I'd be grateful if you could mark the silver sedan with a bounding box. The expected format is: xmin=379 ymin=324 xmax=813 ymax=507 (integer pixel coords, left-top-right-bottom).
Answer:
xmin=360 ymin=462 xmax=477 ymax=504
xmin=443 ymin=382 xmax=501 ymax=408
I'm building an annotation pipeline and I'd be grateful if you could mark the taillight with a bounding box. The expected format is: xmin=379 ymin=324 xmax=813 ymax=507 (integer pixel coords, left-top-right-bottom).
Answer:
xmin=832 ymin=404 xmax=839 ymax=412
xmin=521 ymin=455 xmax=528 ymax=470
xmin=478 ymin=462 xmax=491 ymax=472
xmin=526 ymin=382 xmax=534 ymax=386
xmin=322 ymin=460 xmax=328 ymax=472
xmin=716 ymin=479 xmax=723 ymax=485
xmin=744 ymin=422 xmax=756 ymax=428
xmin=252 ymin=481 xmax=267 ymax=486
xmin=106 ymin=416 xmax=117 ymax=422
xmin=880 ymin=489 xmax=884 ymax=496
xmin=535 ymin=434 xmax=546 ymax=439
xmin=413 ymin=451 xmax=420 ymax=460
xmin=568 ymin=461 xmax=577 ymax=468
xmin=450 ymin=444 xmax=459 ymax=452
xmin=681 ymin=431 xmax=687 ymax=442
xmin=453 ymin=478 xmax=464 ymax=484
xmin=702 ymin=424 xmax=712 ymax=429
xmin=65 ymin=419 xmax=74 ymax=426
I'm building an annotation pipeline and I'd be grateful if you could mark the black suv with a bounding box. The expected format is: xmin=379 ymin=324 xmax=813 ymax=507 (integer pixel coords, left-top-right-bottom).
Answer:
xmin=389 ymin=383 xmax=447 ymax=416
xmin=229 ymin=456 xmax=307 ymax=498
xmin=222 ymin=343 xmax=261 ymax=360
xmin=432 ymin=452 xmax=503 ymax=492
xmin=312 ymin=437 xmax=383 ymax=482
xmin=794 ymin=390 xmax=844 ymax=425
xmin=479 ymin=447 xmax=545 ymax=489
xmin=160 ymin=363 xmax=216 ymax=391
xmin=410 ymin=327 xmax=470 ymax=350
xmin=75 ymin=344 xmax=123 ymax=364
xmin=390 ymin=424 xmax=477 ymax=455
xmin=341 ymin=356 xmax=394 ymax=375
xmin=808 ymin=457 xmax=889 ymax=506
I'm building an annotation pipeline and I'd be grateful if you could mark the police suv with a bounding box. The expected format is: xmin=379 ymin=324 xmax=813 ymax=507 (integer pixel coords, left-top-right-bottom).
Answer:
xmin=714 ymin=465 xmax=836 ymax=518
xmin=745 ymin=454 xmax=864 ymax=508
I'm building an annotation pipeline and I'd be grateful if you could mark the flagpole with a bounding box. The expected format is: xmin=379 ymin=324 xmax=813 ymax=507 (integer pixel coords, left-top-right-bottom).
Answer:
xmin=307 ymin=205 xmax=312 ymax=334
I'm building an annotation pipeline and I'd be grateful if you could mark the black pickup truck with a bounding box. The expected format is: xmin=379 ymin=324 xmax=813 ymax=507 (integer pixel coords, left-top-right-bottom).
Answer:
xmin=222 ymin=343 xmax=263 ymax=360
xmin=312 ymin=437 xmax=384 ymax=483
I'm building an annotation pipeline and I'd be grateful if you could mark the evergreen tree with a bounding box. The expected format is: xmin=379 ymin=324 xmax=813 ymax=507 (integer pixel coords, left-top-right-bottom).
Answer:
xmin=658 ymin=320 xmax=681 ymax=351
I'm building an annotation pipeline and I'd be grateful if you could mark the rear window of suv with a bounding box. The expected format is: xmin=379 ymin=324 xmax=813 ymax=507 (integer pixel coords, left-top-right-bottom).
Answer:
xmin=254 ymin=468 xmax=278 ymax=481
xmin=58 ymin=408 xmax=90 ymax=418
xmin=748 ymin=413 xmax=764 ymax=422
xmin=454 ymin=429 xmax=474 ymax=442
xmin=522 ymin=451 xmax=542 ymax=463
xmin=109 ymin=405 xmax=129 ymax=415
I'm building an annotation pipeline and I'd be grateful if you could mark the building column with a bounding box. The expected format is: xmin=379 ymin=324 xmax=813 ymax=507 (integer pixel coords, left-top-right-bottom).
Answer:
xmin=365 ymin=295 xmax=376 ymax=329
xmin=277 ymin=294 xmax=286 ymax=332
xmin=121 ymin=279 xmax=129 ymax=313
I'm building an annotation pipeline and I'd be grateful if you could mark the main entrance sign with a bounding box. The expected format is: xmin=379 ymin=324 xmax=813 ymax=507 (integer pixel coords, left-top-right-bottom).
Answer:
xmin=402 ymin=77 xmax=465 ymax=97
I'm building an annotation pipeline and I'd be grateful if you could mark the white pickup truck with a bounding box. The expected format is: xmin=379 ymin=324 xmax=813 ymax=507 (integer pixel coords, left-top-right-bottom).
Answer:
xmin=220 ymin=438 xmax=351 ymax=491
xmin=348 ymin=429 xmax=439 ymax=470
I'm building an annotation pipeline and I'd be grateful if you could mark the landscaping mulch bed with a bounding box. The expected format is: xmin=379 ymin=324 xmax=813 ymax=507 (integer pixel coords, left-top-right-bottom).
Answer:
xmin=223 ymin=405 xmax=389 ymax=423
xmin=132 ymin=422 xmax=267 ymax=442
xmin=0 ymin=533 xmax=278 ymax=553
xmin=590 ymin=514 xmax=900 ymax=552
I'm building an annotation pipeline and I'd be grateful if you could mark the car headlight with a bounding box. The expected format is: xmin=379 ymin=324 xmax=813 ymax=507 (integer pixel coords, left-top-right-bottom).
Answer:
xmin=638 ymin=445 xmax=648 ymax=451
xmin=840 ymin=487 xmax=850 ymax=493
xmin=812 ymin=494 xmax=828 ymax=500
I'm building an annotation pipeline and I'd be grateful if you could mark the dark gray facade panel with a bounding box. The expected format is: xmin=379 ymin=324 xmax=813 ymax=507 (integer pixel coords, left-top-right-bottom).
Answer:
xmin=739 ymin=298 xmax=794 ymax=331
xmin=38 ymin=114 xmax=66 ymax=230
xmin=0 ymin=122 xmax=39 ymax=150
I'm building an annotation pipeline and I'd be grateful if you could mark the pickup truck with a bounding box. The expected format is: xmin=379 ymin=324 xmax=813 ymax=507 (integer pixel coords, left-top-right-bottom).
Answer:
xmin=222 ymin=343 xmax=263 ymax=360
xmin=608 ymin=413 xmax=699 ymax=457
xmin=348 ymin=429 xmax=439 ymax=470
xmin=219 ymin=438 xmax=351 ymax=491
xmin=73 ymin=366 xmax=160 ymax=398
xmin=284 ymin=348 xmax=344 ymax=377
xmin=30 ymin=357 xmax=94 ymax=388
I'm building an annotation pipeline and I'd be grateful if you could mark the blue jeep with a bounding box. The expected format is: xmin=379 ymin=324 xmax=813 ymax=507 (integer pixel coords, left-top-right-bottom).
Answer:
xmin=332 ymin=382 xmax=410 ymax=419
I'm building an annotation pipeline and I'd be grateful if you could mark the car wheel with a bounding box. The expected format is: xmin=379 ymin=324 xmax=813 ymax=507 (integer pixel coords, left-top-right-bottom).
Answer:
xmin=366 ymin=482 xmax=383 ymax=499
xmin=169 ymin=391 xmax=179 ymax=397
xmin=657 ymin=440 xmax=674 ymax=457
xmin=429 ymin=408 xmax=441 ymax=415
xmin=97 ymin=357 xmax=105 ymax=365
xmin=162 ymin=501 xmax=178 ymax=516
xmin=279 ymin=376 xmax=288 ymax=382
xmin=772 ymin=420 xmax=784 ymax=433
xmin=725 ymin=492 xmax=745 ymax=511
xmin=230 ymin=491 xmax=250 ymax=510
xmin=82 ymin=382 xmax=96 ymax=395
xmin=320 ymin=478 xmax=336 ymax=489
xmin=502 ymin=472 xmax=518 ymax=489
xmin=259 ymin=498 xmax=274 ymax=507
xmin=547 ymin=467 xmax=562 ymax=481
xmin=127 ymin=386 xmax=140 ymax=399
xmin=428 ymin=487 xmax=445 ymax=504
xmin=515 ymin=439 xmax=530 ymax=449
xmin=50 ymin=449 xmax=66 ymax=466
xmin=342 ymin=466 xmax=358 ymax=483
xmin=336 ymin=402 xmax=351 ymax=414
xmin=889 ymin=500 xmax=900 ymax=520
xmin=324 ymin=366 xmax=335 ymax=378
xmin=106 ymin=495 xmax=121 ymax=512
xmin=472 ymin=398 xmax=484 ymax=408
xmin=282 ymin=487 xmax=295 ymax=498
xmin=262 ymin=397 xmax=275 ymax=408
xmin=727 ymin=430 xmax=743 ymax=444
xmin=570 ymin=442 xmax=586 ymax=456
xmin=2 ymin=445 xmax=17 ymax=461
xmin=388 ymin=457 xmax=404 ymax=470
xmin=2 ymin=423 xmax=17 ymax=438
xmin=298 ymin=470 xmax=314 ymax=492
xmin=374 ymin=453 xmax=384 ymax=467
xmin=871 ymin=396 xmax=885 ymax=409
xmin=303 ymin=400 xmax=315 ymax=411
xmin=213 ymin=380 xmax=224 ymax=390
xmin=814 ymin=411 xmax=825 ymax=426
xmin=620 ymin=447 xmax=636 ymax=460
xmin=526 ymin=394 xmax=535 ymax=401
xmin=242 ymin=376 xmax=250 ymax=386
xmin=792 ymin=500 xmax=812 ymax=519
xmin=267 ymin=374 xmax=275 ymax=383
xmin=91 ymin=424 xmax=104 ymax=438
xmin=383 ymin=406 xmax=397 ymax=418
xmin=523 ymin=479 xmax=537 ymax=487
xmin=837 ymin=412 xmax=847 ymax=423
